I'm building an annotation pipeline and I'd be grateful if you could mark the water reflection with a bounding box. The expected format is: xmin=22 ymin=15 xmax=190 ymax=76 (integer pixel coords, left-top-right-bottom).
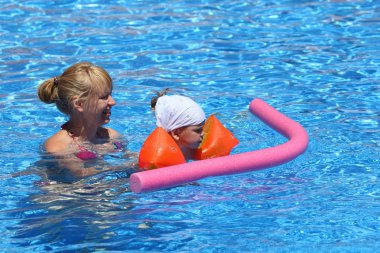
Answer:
xmin=2 ymin=143 xmax=137 ymax=250
xmin=6 ymin=169 xmax=133 ymax=250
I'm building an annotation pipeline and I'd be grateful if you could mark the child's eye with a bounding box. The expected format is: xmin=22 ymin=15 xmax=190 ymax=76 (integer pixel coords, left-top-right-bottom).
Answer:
xmin=194 ymin=128 xmax=203 ymax=134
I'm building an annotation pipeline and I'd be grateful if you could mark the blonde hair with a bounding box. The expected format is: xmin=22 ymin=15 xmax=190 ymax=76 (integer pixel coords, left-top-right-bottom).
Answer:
xmin=38 ymin=62 xmax=113 ymax=115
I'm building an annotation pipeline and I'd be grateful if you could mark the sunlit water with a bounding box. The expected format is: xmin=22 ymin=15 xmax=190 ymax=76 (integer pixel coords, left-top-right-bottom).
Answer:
xmin=0 ymin=0 xmax=379 ymax=252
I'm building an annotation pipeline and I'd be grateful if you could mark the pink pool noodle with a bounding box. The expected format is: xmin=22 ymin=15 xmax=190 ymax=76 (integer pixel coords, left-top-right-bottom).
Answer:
xmin=130 ymin=98 xmax=308 ymax=193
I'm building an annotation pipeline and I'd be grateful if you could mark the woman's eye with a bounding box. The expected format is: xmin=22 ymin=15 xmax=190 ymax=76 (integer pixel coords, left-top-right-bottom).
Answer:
xmin=100 ymin=94 xmax=110 ymax=100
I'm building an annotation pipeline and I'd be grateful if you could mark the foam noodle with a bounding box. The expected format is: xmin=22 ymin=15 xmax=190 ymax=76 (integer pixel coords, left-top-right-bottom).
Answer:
xmin=130 ymin=98 xmax=308 ymax=193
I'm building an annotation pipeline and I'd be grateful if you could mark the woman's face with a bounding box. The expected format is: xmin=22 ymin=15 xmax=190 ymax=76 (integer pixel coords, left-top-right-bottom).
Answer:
xmin=175 ymin=123 xmax=204 ymax=149
xmin=97 ymin=91 xmax=116 ymax=125
xmin=83 ymin=90 xmax=116 ymax=126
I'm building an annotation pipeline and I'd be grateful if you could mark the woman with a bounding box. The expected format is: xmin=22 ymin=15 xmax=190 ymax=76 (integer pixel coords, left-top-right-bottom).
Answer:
xmin=38 ymin=62 xmax=128 ymax=182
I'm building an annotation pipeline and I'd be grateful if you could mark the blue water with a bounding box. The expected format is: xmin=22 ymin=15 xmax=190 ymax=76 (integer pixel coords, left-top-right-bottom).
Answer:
xmin=1 ymin=0 xmax=379 ymax=252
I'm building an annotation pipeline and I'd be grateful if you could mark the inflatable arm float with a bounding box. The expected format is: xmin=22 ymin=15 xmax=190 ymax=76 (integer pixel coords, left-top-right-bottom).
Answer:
xmin=130 ymin=98 xmax=308 ymax=193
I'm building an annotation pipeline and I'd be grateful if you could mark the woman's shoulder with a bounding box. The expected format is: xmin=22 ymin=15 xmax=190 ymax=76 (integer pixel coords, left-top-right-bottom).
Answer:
xmin=44 ymin=130 xmax=72 ymax=153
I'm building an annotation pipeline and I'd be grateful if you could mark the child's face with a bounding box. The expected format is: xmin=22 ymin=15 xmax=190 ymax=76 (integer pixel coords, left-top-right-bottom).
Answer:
xmin=175 ymin=123 xmax=204 ymax=149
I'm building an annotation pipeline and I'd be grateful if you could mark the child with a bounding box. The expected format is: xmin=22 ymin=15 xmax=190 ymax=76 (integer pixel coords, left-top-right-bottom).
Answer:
xmin=38 ymin=62 xmax=127 ymax=182
xmin=151 ymin=90 xmax=206 ymax=161
xmin=139 ymin=89 xmax=239 ymax=170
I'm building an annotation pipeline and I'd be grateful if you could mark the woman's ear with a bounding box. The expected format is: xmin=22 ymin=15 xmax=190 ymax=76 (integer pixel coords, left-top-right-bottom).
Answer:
xmin=72 ymin=96 xmax=84 ymax=112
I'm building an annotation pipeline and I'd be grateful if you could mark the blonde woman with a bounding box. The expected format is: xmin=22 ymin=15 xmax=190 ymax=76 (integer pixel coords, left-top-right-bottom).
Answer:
xmin=38 ymin=62 xmax=126 ymax=182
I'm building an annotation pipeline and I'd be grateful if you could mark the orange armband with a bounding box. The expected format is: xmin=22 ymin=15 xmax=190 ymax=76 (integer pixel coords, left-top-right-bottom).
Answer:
xmin=138 ymin=115 xmax=239 ymax=170
xmin=138 ymin=127 xmax=185 ymax=170
xmin=194 ymin=115 xmax=239 ymax=160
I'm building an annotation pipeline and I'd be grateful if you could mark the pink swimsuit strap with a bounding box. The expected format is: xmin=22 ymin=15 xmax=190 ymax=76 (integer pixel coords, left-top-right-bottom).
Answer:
xmin=60 ymin=123 xmax=123 ymax=160
xmin=75 ymin=141 xmax=124 ymax=160
xmin=75 ymin=146 xmax=97 ymax=160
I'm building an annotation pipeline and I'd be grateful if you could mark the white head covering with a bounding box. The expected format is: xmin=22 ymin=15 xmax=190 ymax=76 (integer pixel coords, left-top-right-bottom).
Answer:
xmin=155 ymin=95 xmax=206 ymax=132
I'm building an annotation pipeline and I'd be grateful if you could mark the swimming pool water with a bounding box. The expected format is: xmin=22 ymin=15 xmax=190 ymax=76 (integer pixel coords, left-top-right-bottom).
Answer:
xmin=1 ymin=0 xmax=379 ymax=252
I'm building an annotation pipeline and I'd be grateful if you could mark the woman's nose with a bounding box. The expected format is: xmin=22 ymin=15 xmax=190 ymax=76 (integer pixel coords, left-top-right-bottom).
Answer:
xmin=108 ymin=95 xmax=116 ymax=105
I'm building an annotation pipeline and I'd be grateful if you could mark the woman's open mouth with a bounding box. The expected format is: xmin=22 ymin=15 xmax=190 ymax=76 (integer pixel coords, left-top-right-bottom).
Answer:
xmin=103 ymin=109 xmax=111 ymax=117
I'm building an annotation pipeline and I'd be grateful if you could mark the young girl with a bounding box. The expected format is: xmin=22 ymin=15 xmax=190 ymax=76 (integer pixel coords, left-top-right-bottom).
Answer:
xmin=139 ymin=90 xmax=238 ymax=170
xmin=150 ymin=90 xmax=206 ymax=161
xmin=38 ymin=62 xmax=128 ymax=182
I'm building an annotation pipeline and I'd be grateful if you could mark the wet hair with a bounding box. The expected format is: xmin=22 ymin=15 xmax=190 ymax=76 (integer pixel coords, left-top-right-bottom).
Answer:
xmin=38 ymin=62 xmax=112 ymax=115
xmin=151 ymin=88 xmax=170 ymax=110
